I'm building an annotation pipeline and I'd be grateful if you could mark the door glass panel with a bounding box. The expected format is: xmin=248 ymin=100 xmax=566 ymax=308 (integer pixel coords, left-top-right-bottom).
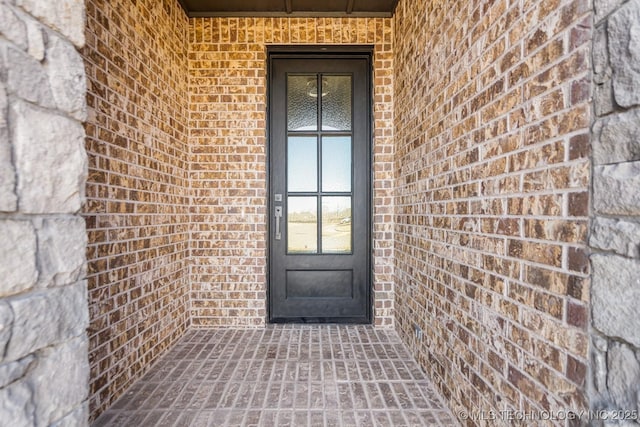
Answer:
xmin=322 ymin=197 xmax=352 ymax=253
xmin=322 ymin=76 xmax=352 ymax=131
xmin=322 ymin=136 xmax=352 ymax=192
xmin=288 ymin=197 xmax=318 ymax=253
xmin=288 ymin=137 xmax=317 ymax=192
xmin=288 ymin=75 xmax=318 ymax=131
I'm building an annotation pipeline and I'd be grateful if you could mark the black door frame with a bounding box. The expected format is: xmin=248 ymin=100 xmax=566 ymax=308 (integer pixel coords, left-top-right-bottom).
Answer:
xmin=266 ymin=45 xmax=374 ymax=323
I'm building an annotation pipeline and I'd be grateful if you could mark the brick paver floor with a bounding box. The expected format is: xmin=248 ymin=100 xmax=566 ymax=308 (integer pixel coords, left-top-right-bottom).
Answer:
xmin=93 ymin=325 xmax=458 ymax=426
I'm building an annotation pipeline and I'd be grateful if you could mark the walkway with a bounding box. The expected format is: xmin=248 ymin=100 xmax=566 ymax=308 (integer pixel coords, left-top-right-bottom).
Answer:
xmin=93 ymin=325 xmax=458 ymax=426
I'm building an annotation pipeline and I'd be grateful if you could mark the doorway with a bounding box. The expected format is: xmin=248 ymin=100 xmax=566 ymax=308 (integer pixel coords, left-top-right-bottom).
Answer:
xmin=268 ymin=48 xmax=372 ymax=323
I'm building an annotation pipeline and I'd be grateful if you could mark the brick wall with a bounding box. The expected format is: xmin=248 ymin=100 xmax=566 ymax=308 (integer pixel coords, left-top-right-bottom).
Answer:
xmin=393 ymin=0 xmax=592 ymax=422
xmin=83 ymin=0 xmax=191 ymax=419
xmin=188 ymin=17 xmax=395 ymax=328
xmin=590 ymin=0 xmax=640 ymax=422
xmin=0 ymin=0 xmax=89 ymax=424
xmin=82 ymin=0 xmax=617 ymax=423
xmin=83 ymin=7 xmax=394 ymax=420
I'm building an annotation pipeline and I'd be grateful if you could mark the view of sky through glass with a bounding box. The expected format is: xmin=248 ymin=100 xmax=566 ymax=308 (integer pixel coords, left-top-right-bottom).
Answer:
xmin=322 ymin=136 xmax=352 ymax=192
xmin=287 ymin=136 xmax=317 ymax=192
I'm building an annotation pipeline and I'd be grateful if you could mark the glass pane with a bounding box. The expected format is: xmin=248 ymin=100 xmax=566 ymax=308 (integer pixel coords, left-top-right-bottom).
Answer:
xmin=322 ymin=136 xmax=352 ymax=192
xmin=322 ymin=76 xmax=352 ymax=131
xmin=288 ymin=137 xmax=317 ymax=192
xmin=322 ymin=197 xmax=352 ymax=253
xmin=288 ymin=75 xmax=318 ymax=131
xmin=288 ymin=197 xmax=318 ymax=253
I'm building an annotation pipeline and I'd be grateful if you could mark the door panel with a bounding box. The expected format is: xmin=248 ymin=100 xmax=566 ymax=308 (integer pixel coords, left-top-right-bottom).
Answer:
xmin=269 ymin=52 xmax=371 ymax=323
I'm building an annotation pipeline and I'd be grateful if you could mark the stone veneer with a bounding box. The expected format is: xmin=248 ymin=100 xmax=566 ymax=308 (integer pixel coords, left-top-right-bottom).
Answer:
xmin=0 ymin=0 xmax=89 ymax=425
xmin=393 ymin=0 xmax=592 ymax=423
xmin=590 ymin=0 xmax=640 ymax=423
xmin=188 ymin=17 xmax=395 ymax=328
xmin=83 ymin=0 xmax=191 ymax=419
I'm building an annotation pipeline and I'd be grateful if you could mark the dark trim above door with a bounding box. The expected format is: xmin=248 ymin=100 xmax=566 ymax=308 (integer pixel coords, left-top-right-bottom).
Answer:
xmin=178 ymin=1 xmax=399 ymax=17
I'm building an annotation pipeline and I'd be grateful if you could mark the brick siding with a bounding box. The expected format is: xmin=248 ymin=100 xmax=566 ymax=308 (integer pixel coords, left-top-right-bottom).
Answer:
xmin=83 ymin=0 xmax=601 ymax=423
xmin=83 ymin=0 xmax=191 ymax=419
xmin=84 ymin=7 xmax=395 ymax=420
xmin=188 ymin=17 xmax=395 ymax=328
xmin=393 ymin=0 xmax=592 ymax=422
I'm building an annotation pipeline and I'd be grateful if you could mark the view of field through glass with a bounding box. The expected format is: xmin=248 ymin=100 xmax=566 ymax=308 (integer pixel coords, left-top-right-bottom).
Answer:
xmin=287 ymin=196 xmax=351 ymax=254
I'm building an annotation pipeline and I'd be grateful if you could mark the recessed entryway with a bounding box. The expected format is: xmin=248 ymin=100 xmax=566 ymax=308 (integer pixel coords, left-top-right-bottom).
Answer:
xmin=268 ymin=50 xmax=372 ymax=323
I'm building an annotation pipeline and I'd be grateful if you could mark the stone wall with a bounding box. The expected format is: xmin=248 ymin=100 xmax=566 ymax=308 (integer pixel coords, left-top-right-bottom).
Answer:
xmin=188 ymin=17 xmax=396 ymax=328
xmin=591 ymin=0 xmax=640 ymax=422
xmin=83 ymin=0 xmax=191 ymax=419
xmin=0 ymin=0 xmax=89 ymax=425
xmin=393 ymin=0 xmax=592 ymax=423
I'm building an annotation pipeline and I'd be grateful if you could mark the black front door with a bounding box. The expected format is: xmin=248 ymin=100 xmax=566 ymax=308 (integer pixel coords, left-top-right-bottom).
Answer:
xmin=268 ymin=50 xmax=371 ymax=323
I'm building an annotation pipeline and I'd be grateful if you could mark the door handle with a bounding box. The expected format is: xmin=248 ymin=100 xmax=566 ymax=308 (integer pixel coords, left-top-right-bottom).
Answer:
xmin=274 ymin=206 xmax=283 ymax=240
